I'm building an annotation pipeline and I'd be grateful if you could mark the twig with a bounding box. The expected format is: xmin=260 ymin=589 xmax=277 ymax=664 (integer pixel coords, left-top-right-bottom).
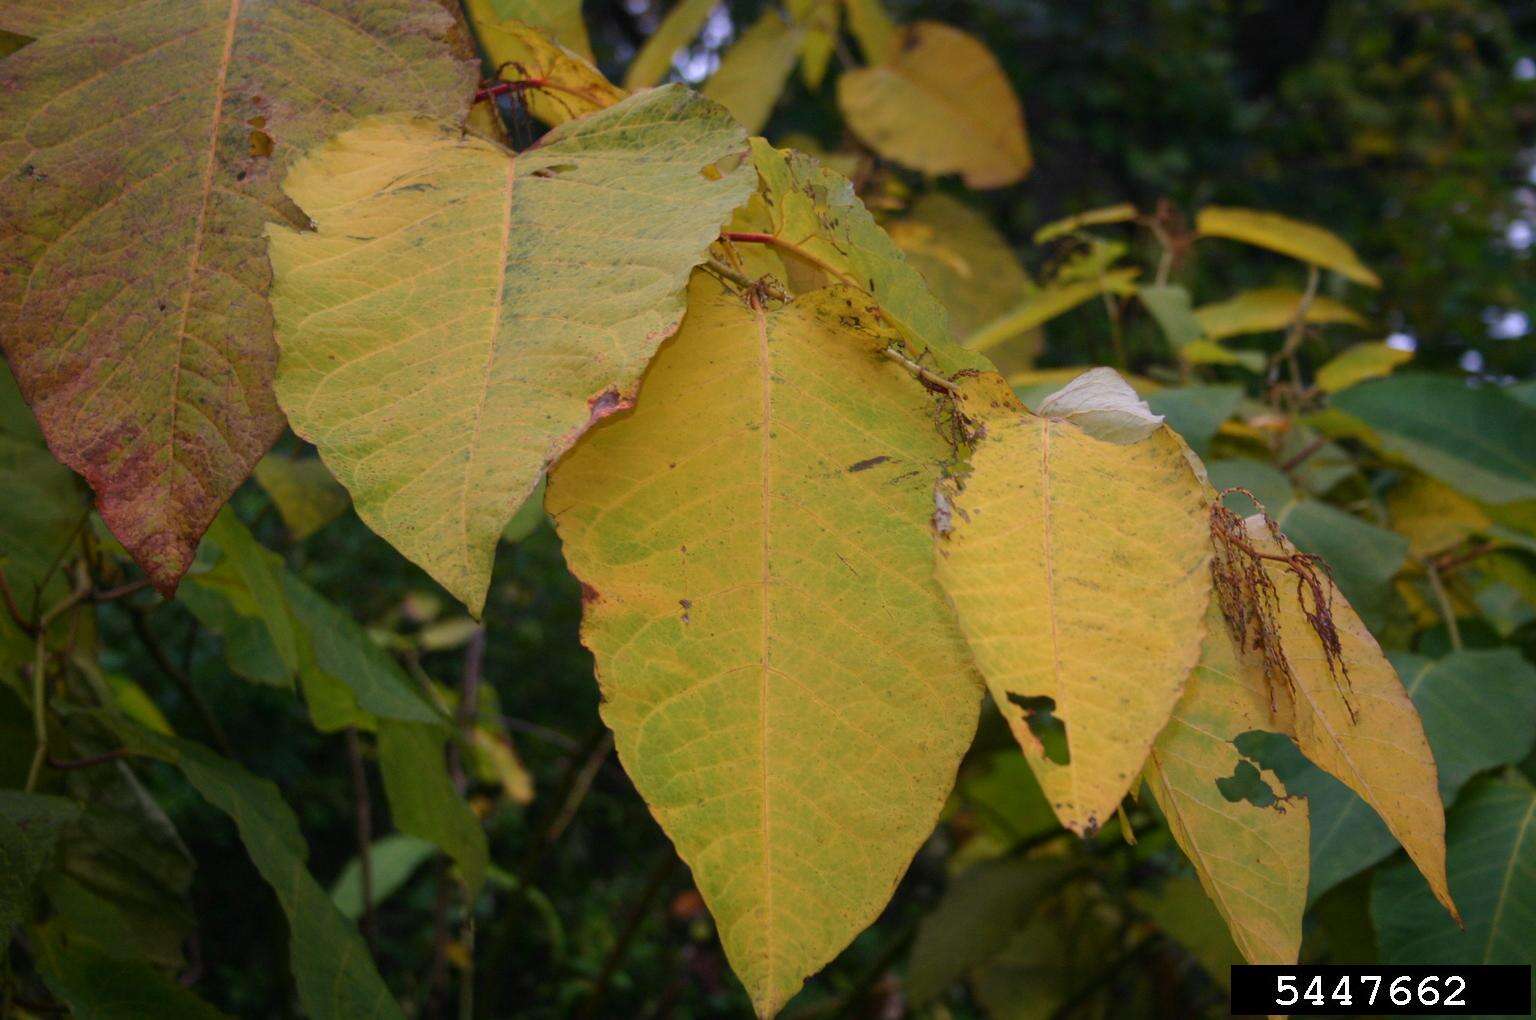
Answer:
xmin=46 ymin=748 xmax=132 ymax=771
xmin=91 ymin=577 xmax=153 ymax=602
xmin=702 ymin=258 xmax=788 ymax=301
xmin=721 ymin=231 xmax=861 ymax=288
xmin=881 ymin=346 xmax=959 ymax=396
xmin=1279 ymin=436 xmax=1327 ymax=474
xmin=345 ymin=727 xmax=378 ymax=953
xmin=0 ymin=565 xmax=32 ymax=634
xmin=1422 ymin=557 xmax=1463 ymax=652
xmin=129 ymin=609 xmax=236 ymax=758
xmin=25 ymin=568 xmax=92 ymax=792
xmin=1270 ymin=264 xmax=1320 ymax=388
xmin=1433 ymin=539 xmax=1496 ymax=574
xmin=576 ymin=852 xmax=678 ymax=1020
xmin=518 ymin=725 xmax=614 ymax=877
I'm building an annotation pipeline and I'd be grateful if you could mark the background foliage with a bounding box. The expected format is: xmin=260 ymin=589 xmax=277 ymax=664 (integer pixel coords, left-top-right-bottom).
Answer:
xmin=3 ymin=0 xmax=1535 ymax=1017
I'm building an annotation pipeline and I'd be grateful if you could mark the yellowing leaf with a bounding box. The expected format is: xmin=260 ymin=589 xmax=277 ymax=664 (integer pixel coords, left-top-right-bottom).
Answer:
xmin=1226 ymin=515 xmax=1455 ymax=918
xmin=843 ymin=0 xmax=898 ymax=63
xmin=887 ymin=193 xmax=1032 ymax=342
xmin=269 ymin=87 xmax=753 ymax=613
xmin=733 ymin=140 xmax=988 ymax=374
xmin=1183 ymin=339 xmax=1266 ymax=372
xmin=253 ymin=454 xmax=350 ymax=541
xmin=548 ymin=278 xmax=982 ymax=1016
xmin=936 ymin=384 xmax=1212 ymax=835
xmin=0 ymin=0 xmax=475 ymax=593
xmin=702 ymin=11 xmax=803 ymax=133
xmin=624 ymin=0 xmax=718 ymax=89
xmin=1144 ymin=610 xmax=1308 ymax=964
xmin=1193 ymin=287 xmax=1369 ymax=341
xmin=788 ymin=0 xmax=839 ymax=88
xmin=1387 ymin=475 xmax=1491 ymax=558
xmin=1313 ymin=341 xmax=1413 ymax=394
xmin=462 ymin=13 xmax=624 ymax=126
xmin=1195 ymin=208 xmax=1382 ymax=288
xmin=470 ymin=0 xmax=591 ymax=60
xmin=1033 ymin=203 xmax=1139 ymax=244
xmin=837 ymin=22 xmax=1030 ymax=189
xmin=964 ymin=270 xmax=1140 ymax=353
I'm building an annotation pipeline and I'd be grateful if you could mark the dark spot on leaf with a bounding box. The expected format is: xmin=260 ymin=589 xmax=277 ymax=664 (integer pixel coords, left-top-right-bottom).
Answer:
xmin=248 ymin=129 xmax=273 ymax=158
xmin=847 ymin=455 xmax=891 ymax=473
xmin=679 ymin=598 xmax=691 ymax=623
xmin=580 ymin=582 xmax=601 ymax=604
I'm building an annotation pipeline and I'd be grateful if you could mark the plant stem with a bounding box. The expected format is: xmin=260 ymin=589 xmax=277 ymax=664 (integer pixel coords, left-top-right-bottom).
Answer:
xmin=344 ymin=727 xmax=377 ymax=953
xmin=576 ymin=852 xmax=678 ymax=1020
xmin=130 ymin=608 xmax=236 ymax=758
xmin=24 ymin=569 xmax=92 ymax=792
xmin=1423 ymin=557 xmax=1463 ymax=652
xmin=720 ymin=231 xmax=861 ymax=288
xmin=881 ymin=346 xmax=959 ymax=395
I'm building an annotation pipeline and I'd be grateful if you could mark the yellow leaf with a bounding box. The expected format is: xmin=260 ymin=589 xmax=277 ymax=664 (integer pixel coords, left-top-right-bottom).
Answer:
xmin=548 ymin=278 xmax=982 ymax=1016
xmin=623 ymin=0 xmax=718 ymax=88
xmin=787 ymin=0 xmax=839 ymax=89
xmin=462 ymin=13 xmax=624 ymax=126
xmin=842 ymin=0 xmax=898 ymax=63
xmin=964 ymin=270 xmax=1140 ymax=353
xmin=1183 ymin=338 xmax=1265 ymax=372
xmin=1313 ymin=341 xmax=1413 ymax=394
xmin=887 ymin=194 xmax=1033 ymax=343
xmin=1145 ymin=609 xmax=1308 ymax=964
xmin=935 ymin=382 xmax=1212 ymax=834
xmin=269 ymin=88 xmax=753 ymax=613
xmin=702 ymin=11 xmax=804 ymax=133
xmin=1196 ymin=207 xmax=1382 ymax=288
xmin=468 ymin=0 xmax=592 ymax=60
xmin=1219 ymin=514 xmax=1455 ymax=918
xmin=837 ymin=22 xmax=1030 ymax=189
xmin=1387 ymin=475 xmax=1491 ymax=558
xmin=252 ymin=453 xmax=350 ymax=542
xmin=1193 ymin=287 xmax=1369 ymax=341
xmin=1033 ymin=203 xmax=1139 ymax=244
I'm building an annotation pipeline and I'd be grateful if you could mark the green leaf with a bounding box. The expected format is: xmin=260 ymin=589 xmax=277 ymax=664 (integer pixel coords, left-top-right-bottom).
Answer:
xmin=1138 ymin=284 xmax=1205 ymax=350
xmin=1331 ymin=374 xmax=1536 ymax=505
xmin=623 ymin=0 xmax=717 ymax=88
xmin=906 ymin=857 xmax=1076 ymax=1005
xmin=548 ymin=279 xmax=982 ymax=1015
xmin=937 ymin=379 xmax=1212 ymax=835
xmin=270 ymin=86 xmax=752 ymax=613
xmin=474 ymin=0 xmax=592 ymax=59
xmin=1192 ymin=287 xmax=1368 ymax=341
xmin=701 ymin=11 xmax=802 ymax=133
xmin=120 ymin=727 xmax=403 ymax=1020
xmin=1274 ymin=499 xmax=1407 ymax=631
xmin=1373 ymin=775 xmax=1536 ymax=990
xmin=35 ymin=925 xmax=232 ymax=1020
xmin=837 ymin=22 xmax=1030 ymax=189
xmin=330 ymin=834 xmax=437 ymax=921
xmin=203 ymin=510 xmax=306 ymax=684
xmin=737 ymin=139 xmax=987 ymax=374
xmin=377 ymin=720 xmax=488 ymax=897
xmin=1144 ymin=386 xmax=1242 ymax=458
xmin=252 ymin=453 xmax=350 ymax=541
xmin=0 ymin=0 xmax=475 ymax=592
xmin=0 ymin=792 xmax=78 ymax=952
xmin=1131 ymin=876 xmax=1243 ymax=986
xmin=1195 ymin=207 xmax=1381 ymax=287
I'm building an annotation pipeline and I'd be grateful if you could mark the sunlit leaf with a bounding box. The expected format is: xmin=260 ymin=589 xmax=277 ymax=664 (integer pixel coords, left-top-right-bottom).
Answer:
xmin=702 ymin=11 xmax=803 ymax=133
xmin=838 ymin=22 xmax=1030 ymax=188
xmin=936 ymin=379 xmax=1211 ymax=835
xmin=1196 ymin=207 xmax=1381 ymax=287
xmin=548 ymin=279 xmax=982 ymax=1015
xmin=1193 ymin=287 xmax=1368 ymax=341
xmin=270 ymin=87 xmax=752 ymax=612
xmin=0 ymin=0 xmax=475 ymax=593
